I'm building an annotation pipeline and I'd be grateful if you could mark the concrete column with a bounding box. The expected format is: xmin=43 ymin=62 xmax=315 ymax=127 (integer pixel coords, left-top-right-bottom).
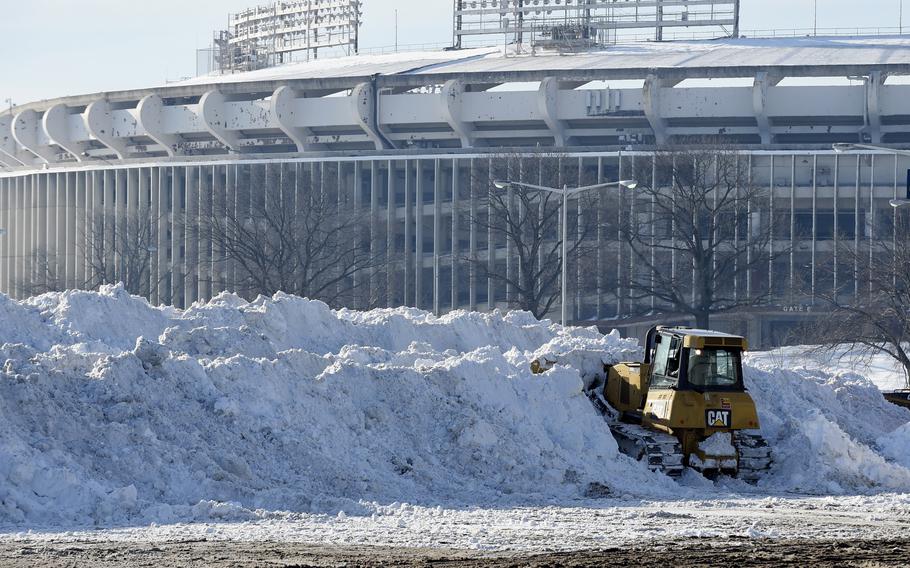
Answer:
xmin=156 ymin=168 xmax=169 ymax=303
xmin=433 ymin=159 xmax=441 ymax=316
xmin=106 ymin=171 xmax=117 ymax=282
xmin=352 ymin=161 xmax=362 ymax=308
xmin=810 ymin=155 xmax=817 ymax=301
xmin=19 ymin=175 xmax=28 ymax=295
xmin=576 ymin=157 xmax=583 ymax=319
xmin=854 ymin=155 xmax=861 ymax=299
xmin=90 ymin=171 xmax=103 ymax=287
xmin=137 ymin=94 xmax=181 ymax=157
xmin=768 ymin=154 xmax=776 ymax=302
xmin=211 ymin=165 xmax=225 ymax=296
xmin=225 ymin=164 xmax=238 ymax=293
xmin=84 ymin=100 xmax=129 ymax=159
xmin=789 ymin=156 xmax=796 ymax=302
xmin=195 ymin=166 xmax=215 ymax=302
xmin=752 ymin=72 xmax=782 ymax=145
xmin=404 ymin=160 xmax=412 ymax=306
xmin=75 ymin=172 xmax=87 ymax=289
xmin=65 ymin=172 xmax=77 ymax=289
xmin=351 ymin=83 xmax=389 ymax=151
xmin=865 ymin=71 xmax=884 ymax=144
xmin=28 ymin=175 xmax=37 ymax=291
xmin=184 ymin=167 xmax=199 ymax=306
xmin=538 ymin=77 xmax=570 ymax=147
xmin=0 ymin=115 xmax=30 ymax=168
xmin=13 ymin=110 xmax=58 ymax=164
xmin=271 ymin=86 xmax=324 ymax=152
xmin=451 ymin=159 xmax=460 ymax=311
xmin=139 ymin=168 xmax=151 ymax=297
xmin=171 ymin=167 xmax=184 ymax=306
xmin=0 ymin=178 xmax=9 ymax=295
xmin=149 ymin=168 xmax=160 ymax=304
xmin=199 ymin=90 xmax=244 ymax=153
xmin=114 ymin=170 xmax=127 ymax=283
xmin=125 ymin=169 xmax=139 ymax=290
xmin=336 ymin=162 xmax=345 ymax=301
xmin=441 ymin=79 xmax=476 ymax=148
xmin=486 ymin=157 xmax=494 ymax=311
xmin=595 ymin=157 xmax=604 ymax=318
xmin=43 ymin=104 xmax=89 ymax=162
xmin=746 ymin=155 xmax=754 ymax=301
xmin=0 ymin=177 xmax=5 ymax=293
xmin=12 ymin=177 xmax=21 ymax=296
xmin=370 ymin=161 xmax=379 ymax=303
xmin=38 ymin=174 xmax=52 ymax=290
xmin=832 ymin=155 xmax=839 ymax=295
xmin=468 ymin=159 xmax=477 ymax=312
xmin=415 ymin=160 xmax=424 ymax=309
xmin=643 ymin=76 xmax=675 ymax=146
xmin=504 ymin=160 xmax=513 ymax=306
xmin=386 ymin=160 xmax=395 ymax=307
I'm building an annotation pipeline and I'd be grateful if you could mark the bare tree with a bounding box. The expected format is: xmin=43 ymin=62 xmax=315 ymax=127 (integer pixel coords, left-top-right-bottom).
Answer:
xmin=15 ymin=210 xmax=162 ymax=298
xmin=624 ymin=145 xmax=783 ymax=329
xmin=16 ymin=248 xmax=65 ymax=296
xmin=467 ymin=152 xmax=598 ymax=320
xmin=809 ymin=213 xmax=910 ymax=388
xmin=84 ymin=210 xmax=162 ymax=297
xmin=205 ymin=168 xmax=380 ymax=306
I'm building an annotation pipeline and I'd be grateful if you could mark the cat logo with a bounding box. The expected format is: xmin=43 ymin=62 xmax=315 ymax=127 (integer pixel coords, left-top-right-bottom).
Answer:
xmin=706 ymin=409 xmax=732 ymax=428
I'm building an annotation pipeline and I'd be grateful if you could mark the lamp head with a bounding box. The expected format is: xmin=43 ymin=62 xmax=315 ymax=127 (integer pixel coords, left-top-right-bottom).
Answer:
xmin=832 ymin=143 xmax=856 ymax=153
xmin=492 ymin=180 xmax=511 ymax=190
xmin=619 ymin=180 xmax=638 ymax=190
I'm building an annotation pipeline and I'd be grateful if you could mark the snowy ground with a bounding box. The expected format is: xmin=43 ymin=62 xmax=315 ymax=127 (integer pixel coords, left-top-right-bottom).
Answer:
xmin=5 ymin=494 xmax=910 ymax=553
xmin=0 ymin=286 xmax=908 ymax=552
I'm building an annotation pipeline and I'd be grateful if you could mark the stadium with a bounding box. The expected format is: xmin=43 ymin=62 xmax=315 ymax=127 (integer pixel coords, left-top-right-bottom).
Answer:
xmin=2 ymin=0 xmax=910 ymax=347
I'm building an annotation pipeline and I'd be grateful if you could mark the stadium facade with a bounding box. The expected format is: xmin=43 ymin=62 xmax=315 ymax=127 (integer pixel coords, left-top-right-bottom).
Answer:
xmin=2 ymin=37 xmax=910 ymax=347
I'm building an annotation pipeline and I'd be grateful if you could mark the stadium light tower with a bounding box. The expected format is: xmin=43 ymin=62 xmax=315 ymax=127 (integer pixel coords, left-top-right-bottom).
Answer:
xmin=833 ymin=143 xmax=910 ymax=208
xmin=492 ymin=178 xmax=638 ymax=326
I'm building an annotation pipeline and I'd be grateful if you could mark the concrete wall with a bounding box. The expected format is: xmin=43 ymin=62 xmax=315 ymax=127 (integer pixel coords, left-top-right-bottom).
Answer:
xmin=0 ymin=150 xmax=905 ymax=348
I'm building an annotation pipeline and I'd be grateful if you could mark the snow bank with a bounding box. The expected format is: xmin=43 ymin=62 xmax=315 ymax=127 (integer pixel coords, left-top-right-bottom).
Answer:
xmin=0 ymin=286 xmax=656 ymax=527
xmin=744 ymin=363 xmax=910 ymax=493
xmin=1 ymin=285 xmax=908 ymax=529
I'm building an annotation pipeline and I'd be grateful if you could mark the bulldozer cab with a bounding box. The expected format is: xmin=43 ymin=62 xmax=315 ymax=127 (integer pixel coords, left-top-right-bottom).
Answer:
xmin=645 ymin=326 xmax=747 ymax=393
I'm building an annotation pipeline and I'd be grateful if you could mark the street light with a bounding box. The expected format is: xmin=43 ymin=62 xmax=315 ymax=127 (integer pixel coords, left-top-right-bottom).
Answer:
xmin=492 ymin=178 xmax=638 ymax=326
xmin=832 ymin=143 xmax=910 ymax=208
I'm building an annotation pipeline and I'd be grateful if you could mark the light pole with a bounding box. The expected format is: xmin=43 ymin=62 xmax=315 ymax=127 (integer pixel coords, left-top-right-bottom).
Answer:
xmin=833 ymin=143 xmax=910 ymax=208
xmin=492 ymin=178 xmax=637 ymax=326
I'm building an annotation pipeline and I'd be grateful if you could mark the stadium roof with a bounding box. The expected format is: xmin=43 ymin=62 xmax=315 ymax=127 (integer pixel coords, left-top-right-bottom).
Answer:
xmin=176 ymin=35 xmax=910 ymax=87
xmin=9 ymin=35 xmax=910 ymax=114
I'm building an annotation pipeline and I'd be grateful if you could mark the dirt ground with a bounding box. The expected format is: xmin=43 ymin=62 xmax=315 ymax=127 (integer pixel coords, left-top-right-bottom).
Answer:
xmin=1 ymin=538 xmax=908 ymax=567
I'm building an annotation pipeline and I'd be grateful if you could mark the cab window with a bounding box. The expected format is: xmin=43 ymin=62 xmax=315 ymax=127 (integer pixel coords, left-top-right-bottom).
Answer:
xmin=687 ymin=348 xmax=741 ymax=388
xmin=650 ymin=334 xmax=681 ymax=389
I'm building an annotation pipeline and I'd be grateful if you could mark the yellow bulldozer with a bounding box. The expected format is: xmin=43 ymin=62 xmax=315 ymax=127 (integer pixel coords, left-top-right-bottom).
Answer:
xmin=536 ymin=325 xmax=772 ymax=481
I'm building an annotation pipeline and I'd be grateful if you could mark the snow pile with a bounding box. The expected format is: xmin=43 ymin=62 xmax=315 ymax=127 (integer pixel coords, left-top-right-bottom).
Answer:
xmin=1 ymin=285 xmax=908 ymax=529
xmin=0 ymin=286 xmax=654 ymax=527
xmin=744 ymin=363 xmax=910 ymax=493
xmin=878 ymin=423 xmax=910 ymax=470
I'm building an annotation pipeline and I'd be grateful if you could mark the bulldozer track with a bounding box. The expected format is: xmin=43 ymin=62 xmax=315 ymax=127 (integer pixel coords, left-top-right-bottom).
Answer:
xmin=588 ymin=390 xmax=685 ymax=478
xmin=734 ymin=431 xmax=773 ymax=483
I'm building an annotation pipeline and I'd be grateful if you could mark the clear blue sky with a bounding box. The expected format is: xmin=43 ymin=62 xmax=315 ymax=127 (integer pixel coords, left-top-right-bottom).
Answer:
xmin=1 ymin=0 xmax=905 ymax=105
